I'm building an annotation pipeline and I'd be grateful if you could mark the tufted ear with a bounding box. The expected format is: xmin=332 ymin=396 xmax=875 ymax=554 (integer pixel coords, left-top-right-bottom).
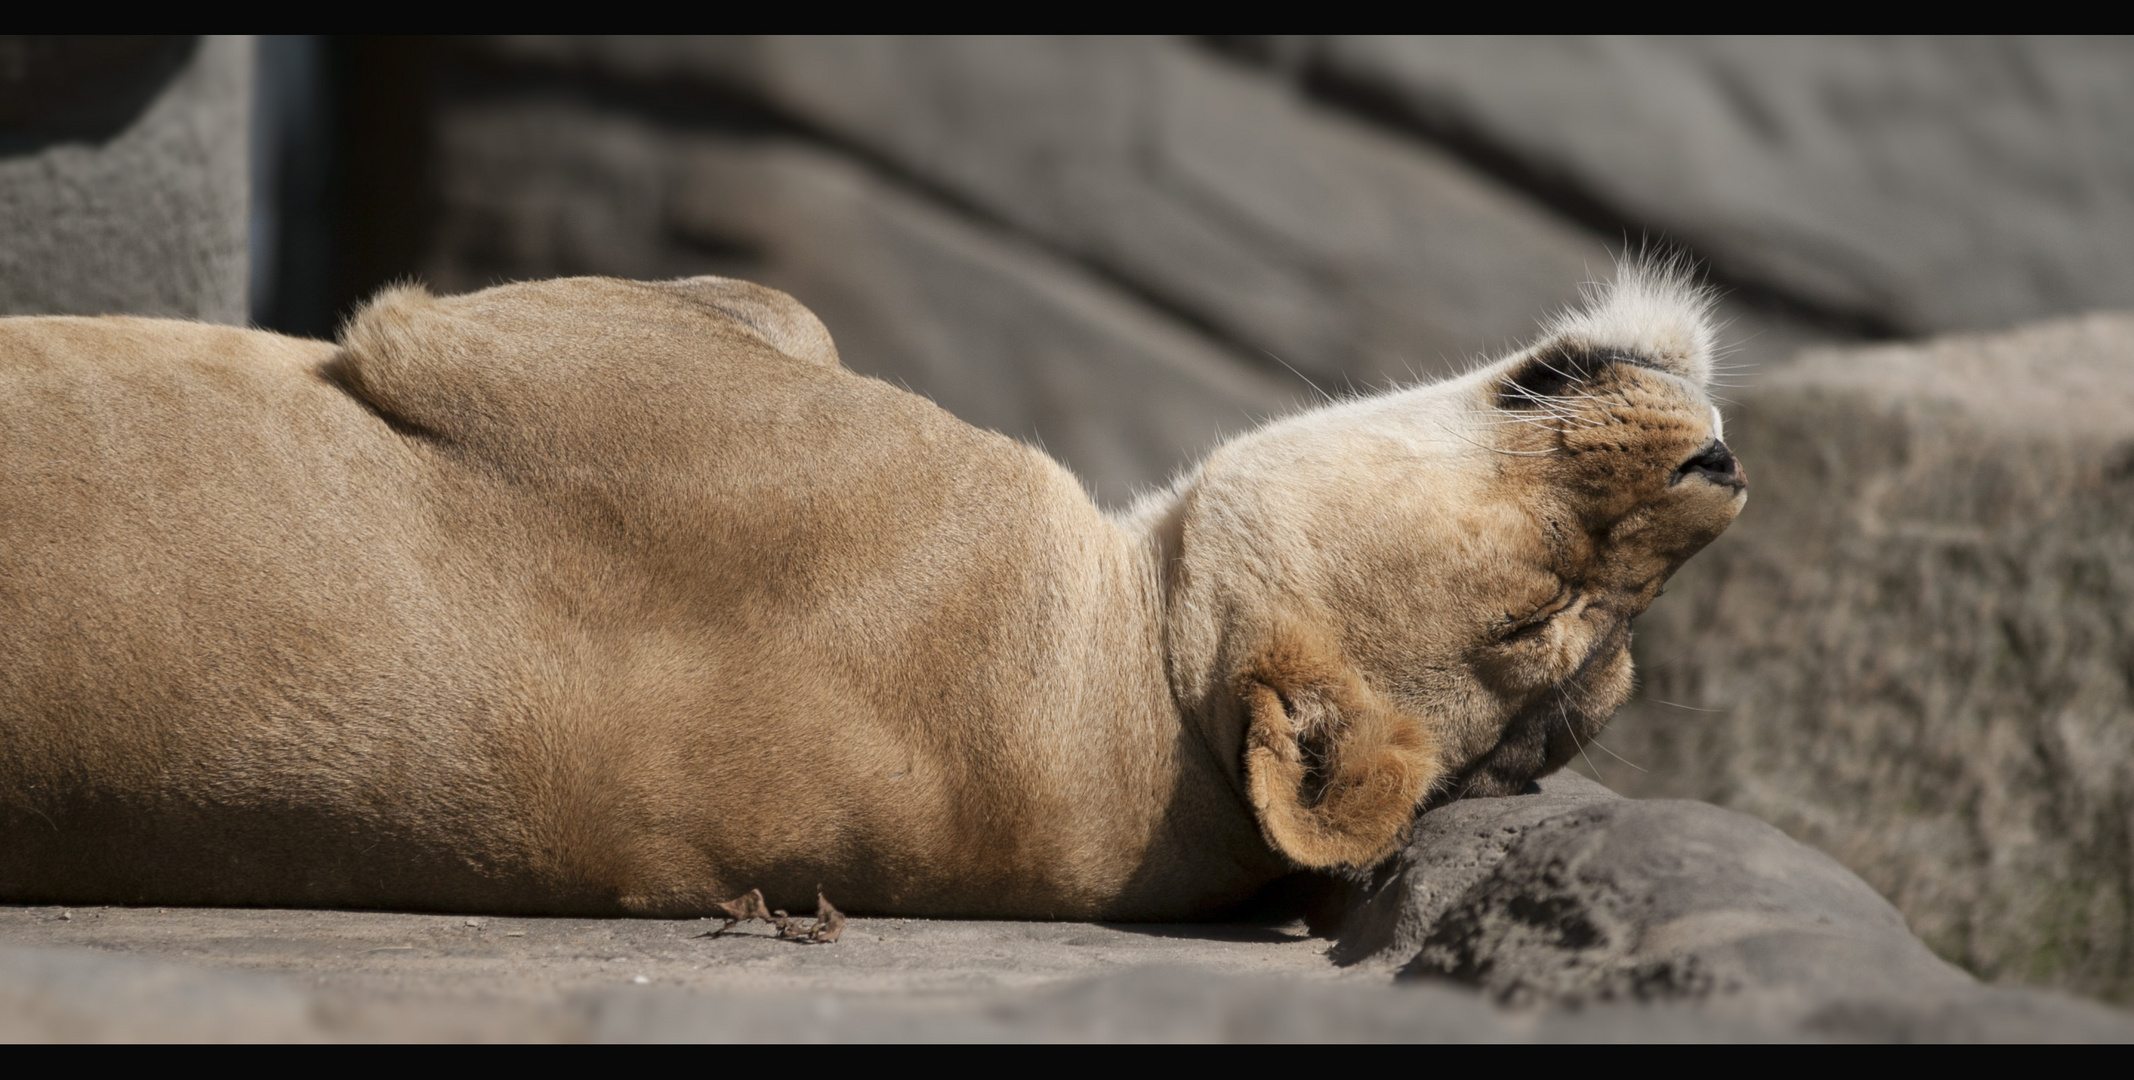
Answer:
xmin=1236 ymin=624 xmax=1442 ymax=870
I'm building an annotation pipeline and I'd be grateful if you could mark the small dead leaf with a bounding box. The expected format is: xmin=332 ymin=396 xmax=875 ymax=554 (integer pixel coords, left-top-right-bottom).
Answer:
xmin=705 ymin=888 xmax=774 ymax=937
xmin=718 ymin=888 xmax=771 ymax=922
xmin=775 ymin=888 xmax=845 ymax=944
xmin=808 ymin=891 xmax=845 ymax=944
xmin=704 ymin=886 xmax=845 ymax=944
xmin=770 ymin=909 xmax=802 ymax=939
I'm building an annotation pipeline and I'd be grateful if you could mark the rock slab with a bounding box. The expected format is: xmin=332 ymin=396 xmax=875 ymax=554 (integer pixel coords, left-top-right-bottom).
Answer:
xmin=481 ymin=35 xmax=1623 ymax=388
xmin=1288 ymin=36 xmax=2134 ymax=337
xmin=1601 ymin=313 xmax=2134 ymax=1000
xmin=5 ymin=775 xmax=2131 ymax=1041
xmin=0 ymin=36 xmax=251 ymax=324
xmin=1336 ymin=772 xmax=2134 ymax=1040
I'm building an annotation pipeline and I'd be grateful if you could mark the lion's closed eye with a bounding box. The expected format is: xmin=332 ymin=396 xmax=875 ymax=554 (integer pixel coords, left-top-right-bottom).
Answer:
xmin=1491 ymin=584 xmax=1576 ymax=644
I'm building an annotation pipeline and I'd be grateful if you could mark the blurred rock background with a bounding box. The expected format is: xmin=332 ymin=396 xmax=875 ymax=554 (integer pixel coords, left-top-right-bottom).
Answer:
xmin=7 ymin=35 xmax=2134 ymax=1002
xmin=0 ymin=37 xmax=250 ymax=323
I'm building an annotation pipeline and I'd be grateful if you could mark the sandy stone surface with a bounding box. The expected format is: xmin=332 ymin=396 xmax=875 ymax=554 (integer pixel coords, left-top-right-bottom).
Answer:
xmin=8 ymin=776 xmax=2134 ymax=1042
xmin=0 ymin=906 xmax=1513 ymax=1043
xmin=0 ymin=904 xmax=1346 ymax=1003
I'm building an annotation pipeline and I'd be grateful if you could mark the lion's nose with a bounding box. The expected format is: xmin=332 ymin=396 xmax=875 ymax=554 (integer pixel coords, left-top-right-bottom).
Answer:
xmin=1673 ymin=439 xmax=1744 ymax=489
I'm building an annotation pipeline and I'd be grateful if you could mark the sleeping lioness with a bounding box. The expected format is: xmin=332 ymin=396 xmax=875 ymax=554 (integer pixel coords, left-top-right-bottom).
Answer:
xmin=0 ymin=263 xmax=1743 ymax=919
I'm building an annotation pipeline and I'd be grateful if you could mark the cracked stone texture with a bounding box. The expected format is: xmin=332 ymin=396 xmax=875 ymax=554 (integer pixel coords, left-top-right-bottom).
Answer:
xmin=1587 ymin=314 xmax=2134 ymax=1000
xmin=1282 ymin=36 xmax=2134 ymax=337
xmin=0 ymin=36 xmax=250 ymax=324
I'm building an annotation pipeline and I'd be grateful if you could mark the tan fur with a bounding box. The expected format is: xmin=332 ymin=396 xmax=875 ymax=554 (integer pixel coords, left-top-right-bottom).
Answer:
xmin=0 ymin=264 xmax=1743 ymax=917
xmin=1238 ymin=623 xmax=1437 ymax=868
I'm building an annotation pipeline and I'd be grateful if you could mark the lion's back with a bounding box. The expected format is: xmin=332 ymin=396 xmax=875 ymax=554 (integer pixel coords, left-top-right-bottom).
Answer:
xmin=0 ymin=315 xmax=555 ymax=906
xmin=0 ymin=283 xmax=1110 ymax=914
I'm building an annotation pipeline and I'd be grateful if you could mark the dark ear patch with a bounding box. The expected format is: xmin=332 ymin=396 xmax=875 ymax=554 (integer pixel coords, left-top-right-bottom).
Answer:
xmin=1496 ymin=347 xmax=1645 ymax=410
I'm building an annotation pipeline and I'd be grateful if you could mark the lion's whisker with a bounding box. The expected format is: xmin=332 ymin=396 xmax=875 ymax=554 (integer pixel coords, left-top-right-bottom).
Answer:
xmin=1587 ymin=737 xmax=1647 ymax=772
xmin=1262 ymin=348 xmax=1338 ymax=405
xmin=1649 ymin=698 xmax=1725 ymax=713
xmin=1557 ymin=697 xmax=1607 ymax=787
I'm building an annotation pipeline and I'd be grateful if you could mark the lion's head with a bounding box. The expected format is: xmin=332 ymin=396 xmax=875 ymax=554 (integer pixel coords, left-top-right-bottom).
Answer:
xmin=1148 ymin=261 xmax=1745 ymax=871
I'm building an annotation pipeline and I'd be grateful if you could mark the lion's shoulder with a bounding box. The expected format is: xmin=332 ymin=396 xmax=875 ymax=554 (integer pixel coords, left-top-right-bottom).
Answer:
xmin=664 ymin=275 xmax=840 ymax=369
xmin=324 ymin=276 xmax=1073 ymax=524
xmin=328 ymin=276 xmax=860 ymax=468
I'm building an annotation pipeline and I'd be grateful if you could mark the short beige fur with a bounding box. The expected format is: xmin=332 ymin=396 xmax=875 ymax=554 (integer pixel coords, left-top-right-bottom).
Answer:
xmin=0 ymin=267 xmax=1743 ymax=918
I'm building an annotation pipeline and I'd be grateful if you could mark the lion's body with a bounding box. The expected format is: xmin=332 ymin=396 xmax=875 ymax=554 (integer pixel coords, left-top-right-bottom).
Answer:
xmin=0 ymin=281 xmax=1267 ymax=917
xmin=0 ymin=270 xmax=1741 ymax=919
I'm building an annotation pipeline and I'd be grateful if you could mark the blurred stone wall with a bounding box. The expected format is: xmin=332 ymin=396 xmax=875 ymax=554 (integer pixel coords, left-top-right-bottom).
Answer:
xmin=0 ymin=37 xmax=251 ymax=324
xmin=399 ymin=36 xmax=1854 ymax=505
xmin=1261 ymin=37 xmax=2134 ymax=338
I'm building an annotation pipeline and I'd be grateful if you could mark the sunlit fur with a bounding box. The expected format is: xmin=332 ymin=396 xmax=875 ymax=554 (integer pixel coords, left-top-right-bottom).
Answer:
xmin=0 ymin=261 xmax=1742 ymax=918
xmin=1131 ymin=255 xmax=1739 ymax=863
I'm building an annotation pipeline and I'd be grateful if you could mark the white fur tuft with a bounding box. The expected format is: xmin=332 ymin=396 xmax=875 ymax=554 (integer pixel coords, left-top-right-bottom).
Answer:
xmin=1542 ymin=254 xmax=1718 ymax=385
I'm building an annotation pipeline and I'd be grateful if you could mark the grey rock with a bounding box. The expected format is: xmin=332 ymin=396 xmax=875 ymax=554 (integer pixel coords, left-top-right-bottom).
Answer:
xmin=1334 ymin=777 xmax=2134 ymax=1039
xmin=475 ymin=35 xmax=1655 ymax=386
xmin=1296 ymin=36 xmax=2134 ymax=337
xmin=416 ymin=36 xmax=1842 ymax=505
xmin=0 ymin=944 xmax=579 ymax=1043
xmin=0 ymin=938 xmax=2066 ymax=1044
xmin=1400 ymin=799 xmax=1969 ymax=1007
xmin=1790 ymin=984 xmax=2134 ymax=1044
xmin=0 ymin=938 xmax=1774 ymax=1043
xmin=574 ymin=965 xmax=1811 ymax=1043
xmin=0 ymin=903 xmax=1352 ymax=1008
xmin=0 ymin=944 xmax=318 ymax=1043
xmin=5 ymin=804 xmax=2131 ymax=1041
xmin=575 ymin=968 xmax=1482 ymax=1044
xmin=1599 ymin=313 xmax=2134 ymax=1000
xmin=1333 ymin=770 xmax=1622 ymax=968
xmin=9 ymin=863 xmax=2127 ymax=1041
xmin=1340 ymin=776 xmax=1966 ymax=1004
xmin=0 ymin=36 xmax=251 ymax=324
xmin=420 ymin=97 xmax=1297 ymax=506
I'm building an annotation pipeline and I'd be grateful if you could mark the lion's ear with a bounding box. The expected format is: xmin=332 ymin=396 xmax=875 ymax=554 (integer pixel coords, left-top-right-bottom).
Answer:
xmin=1238 ymin=625 xmax=1441 ymax=870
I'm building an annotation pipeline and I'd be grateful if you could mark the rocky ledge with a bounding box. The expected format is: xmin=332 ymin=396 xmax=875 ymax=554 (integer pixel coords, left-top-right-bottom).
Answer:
xmin=5 ymin=773 xmax=2129 ymax=1042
